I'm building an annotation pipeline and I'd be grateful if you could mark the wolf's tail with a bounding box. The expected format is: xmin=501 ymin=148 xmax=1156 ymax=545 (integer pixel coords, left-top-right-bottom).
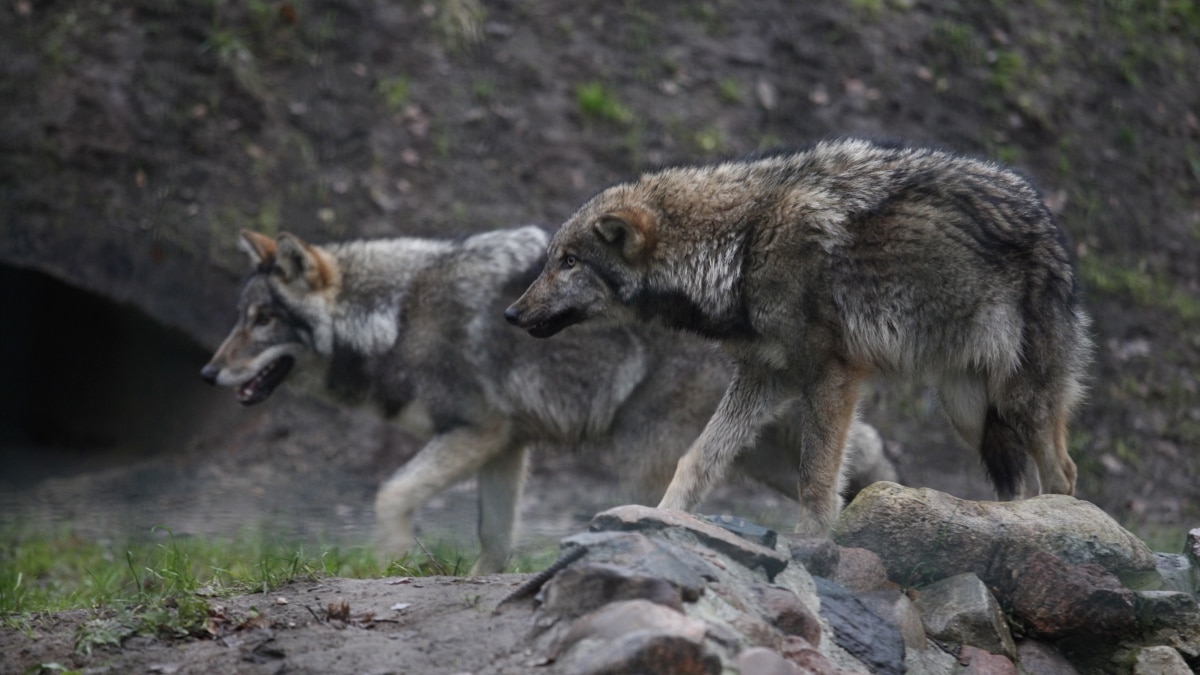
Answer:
xmin=979 ymin=405 xmax=1027 ymax=500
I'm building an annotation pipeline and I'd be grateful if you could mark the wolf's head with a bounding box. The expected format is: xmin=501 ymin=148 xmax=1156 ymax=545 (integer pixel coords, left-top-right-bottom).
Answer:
xmin=201 ymin=231 xmax=340 ymax=405
xmin=505 ymin=187 xmax=655 ymax=338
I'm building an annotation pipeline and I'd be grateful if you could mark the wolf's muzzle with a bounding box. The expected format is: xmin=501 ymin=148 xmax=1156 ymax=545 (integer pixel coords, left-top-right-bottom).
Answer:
xmin=200 ymin=363 xmax=220 ymax=385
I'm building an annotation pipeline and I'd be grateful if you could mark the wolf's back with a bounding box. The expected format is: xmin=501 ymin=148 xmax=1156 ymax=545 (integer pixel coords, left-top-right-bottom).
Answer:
xmin=460 ymin=225 xmax=551 ymax=275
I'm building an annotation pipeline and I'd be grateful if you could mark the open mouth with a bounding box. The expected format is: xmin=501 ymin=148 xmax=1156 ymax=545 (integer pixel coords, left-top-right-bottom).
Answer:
xmin=236 ymin=356 xmax=295 ymax=405
xmin=527 ymin=321 xmax=563 ymax=339
xmin=525 ymin=309 xmax=584 ymax=339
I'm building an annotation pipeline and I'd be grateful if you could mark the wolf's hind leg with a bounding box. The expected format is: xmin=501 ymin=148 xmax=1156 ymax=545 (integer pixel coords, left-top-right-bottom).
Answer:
xmin=938 ymin=374 xmax=988 ymax=451
xmin=985 ymin=377 xmax=1077 ymax=499
xmin=1028 ymin=405 xmax=1076 ymax=496
xmin=374 ymin=420 xmax=514 ymax=568
xmin=474 ymin=443 xmax=529 ymax=575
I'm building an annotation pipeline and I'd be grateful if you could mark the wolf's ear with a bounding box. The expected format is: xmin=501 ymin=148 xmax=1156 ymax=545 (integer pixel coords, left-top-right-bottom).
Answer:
xmin=239 ymin=230 xmax=277 ymax=267
xmin=274 ymin=232 xmax=337 ymax=291
xmin=594 ymin=207 xmax=656 ymax=263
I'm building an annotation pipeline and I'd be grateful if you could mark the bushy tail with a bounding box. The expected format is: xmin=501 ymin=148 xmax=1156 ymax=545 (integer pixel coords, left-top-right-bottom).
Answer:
xmin=980 ymin=405 xmax=1026 ymax=500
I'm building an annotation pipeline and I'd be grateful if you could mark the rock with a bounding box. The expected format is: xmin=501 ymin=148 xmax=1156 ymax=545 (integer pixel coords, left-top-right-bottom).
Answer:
xmin=560 ymin=630 xmax=721 ymax=675
xmin=533 ymin=510 xmax=876 ymax=673
xmin=813 ymin=576 xmax=906 ymax=675
xmin=858 ymin=590 xmax=927 ymax=653
xmin=1133 ymin=591 xmax=1200 ymax=660
xmin=539 ymin=562 xmax=686 ymax=621
xmin=736 ymin=646 xmax=804 ymax=675
xmin=553 ymin=599 xmax=719 ymax=675
xmin=830 ymin=546 xmax=898 ymax=594
xmin=1153 ymin=553 xmax=1197 ymax=594
xmin=785 ymin=535 xmax=840 ymax=578
xmin=752 ymin=584 xmax=822 ymax=647
xmin=957 ymin=645 xmax=1017 ymax=675
xmin=911 ymin=572 xmax=1016 ymax=659
xmin=1185 ymin=528 xmax=1200 ymax=593
xmin=833 ymin=483 xmax=1158 ymax=588
xmin=905 ymin=640 xmax=960 ymax=675
xmin=1014 ymin=639 xmax=1079 ymax=675
xmin=778 ymin=636 xmax=846 ymax=674
xmin=1005 ymin=551 xmax=1136 ymax=639
xmin=591 ymin=506 xmax=789 ymax=581
xmin=843 ymin=420 xmax=898 ymax=498
xmin=701 ymin=514 xmax=778 ymax=549
xmin=554 ymin=599 xmax=706 ymax=655
xmin=1132 ymin=645 xmax=1192 ymax=675
xmin=557 ymin=530 xmax=708 ymax=601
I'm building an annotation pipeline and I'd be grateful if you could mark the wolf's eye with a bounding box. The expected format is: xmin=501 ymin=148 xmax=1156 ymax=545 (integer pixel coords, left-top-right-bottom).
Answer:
xmin=253 ymin=310 xmax=274 ymax=327
xmin=564 ymin=255 xmax=577 ymax=268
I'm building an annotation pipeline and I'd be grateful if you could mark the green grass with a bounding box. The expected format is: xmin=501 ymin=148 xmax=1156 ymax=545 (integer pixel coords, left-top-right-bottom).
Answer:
xmin=1079 ymin=254 xmax=1200 ymax=325
xmin=377 ymin=75 xmax=412 ymax=113
xmin=716 ymin=78 xmax=744 ymax=104
xmin=988 ymin=49 xmax=1026 ymax=93
xmin=575 ymin=81 xmax=633 ymax=126
xmin=0 ymin=526 xmax=469 ymax=648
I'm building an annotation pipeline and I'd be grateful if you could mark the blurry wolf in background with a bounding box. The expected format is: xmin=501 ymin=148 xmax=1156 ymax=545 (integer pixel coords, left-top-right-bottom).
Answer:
xmin=507 ymin=137 xmax=1093 ymax=535
xmin=201 ymin=226 xmax=894 ymax=573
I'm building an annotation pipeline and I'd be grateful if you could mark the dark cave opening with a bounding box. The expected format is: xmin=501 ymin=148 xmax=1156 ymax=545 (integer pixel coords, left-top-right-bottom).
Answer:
xmin=0 ymin=263 xmax=227 ymax=484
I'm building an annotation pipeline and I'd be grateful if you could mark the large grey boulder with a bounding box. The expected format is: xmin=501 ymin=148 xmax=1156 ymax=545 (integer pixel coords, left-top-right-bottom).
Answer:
xmin=832 ymin=482 xmax=1158 ymax=587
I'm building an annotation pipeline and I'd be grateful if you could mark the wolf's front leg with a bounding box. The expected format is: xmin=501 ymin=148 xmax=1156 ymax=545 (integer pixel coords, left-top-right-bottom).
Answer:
xmin=658 ymin=372 xmax=777 ymax=512
xmin=374 ymin=420 xmax=514 ymax=569
xmin=473 ymin=444 xmax=529 ymax=575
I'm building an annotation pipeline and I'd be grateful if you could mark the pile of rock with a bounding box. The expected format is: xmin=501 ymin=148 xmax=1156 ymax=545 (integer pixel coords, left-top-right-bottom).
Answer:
xmin=835 ymin=482 xmax=1200 ymax=674
xmin=505 ymin=483 xmax=1199 ymax=674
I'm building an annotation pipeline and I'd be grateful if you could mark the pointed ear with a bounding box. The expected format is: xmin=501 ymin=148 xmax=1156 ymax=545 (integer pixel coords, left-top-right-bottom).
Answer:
xmin=274 ymin=232 xmax=336 ymax=290
xmin=238 ymin=230 xmax=276 ymax=267
xmin=593 ymin=207 xmax=656 ymax=263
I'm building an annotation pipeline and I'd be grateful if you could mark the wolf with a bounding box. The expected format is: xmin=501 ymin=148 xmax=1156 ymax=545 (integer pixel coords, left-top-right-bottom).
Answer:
xmin=506 ymin=137 xmax=1093 ymax=535
xmin=201 ymin=226 xmax=893 ymax=573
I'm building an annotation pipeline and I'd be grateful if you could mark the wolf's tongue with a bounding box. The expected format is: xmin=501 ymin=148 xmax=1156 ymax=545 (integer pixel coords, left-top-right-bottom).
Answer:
xmin=236 ymin=380 xmax=258 ymax=402
xmin=236 ymin=356 xmax=294 ymax=406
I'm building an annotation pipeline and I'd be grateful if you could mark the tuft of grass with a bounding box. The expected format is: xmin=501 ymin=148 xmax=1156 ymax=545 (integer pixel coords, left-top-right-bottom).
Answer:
xmin=377 ymin=75 xmax=412 ymax=113
xmin=850 ymin=0 xmax=885 ymax=17
xmin=376 ymin=535 xmax=474 ymax=577
xmin=1079 ymin=255 xmax=1200 ymax=324
xmin=694 ymin=127 xmax=728 ymax=155
xmin=929 ymin=19 xmax=984 ymax=65
xmin=575 ymin=81 xmax=633 ymax=126
xmin=988 ymin=49 xmax=1026 ymax=93
xmin=434 ymin=0 xmax=485 ymax=52
xmin=716 ymin=78 xmax=744 ymax=104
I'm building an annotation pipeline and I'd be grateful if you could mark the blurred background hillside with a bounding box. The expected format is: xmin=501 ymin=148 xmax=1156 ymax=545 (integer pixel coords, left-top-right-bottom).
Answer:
xmin=1 ymin=0 xmax=1197 ymax=555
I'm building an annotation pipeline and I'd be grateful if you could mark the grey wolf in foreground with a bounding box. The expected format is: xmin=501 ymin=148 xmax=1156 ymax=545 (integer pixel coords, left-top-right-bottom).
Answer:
xmin=507 ymin=137 xmax=1092 ymax=534
xmin=201 ymin=227 xmax=893 ymax=573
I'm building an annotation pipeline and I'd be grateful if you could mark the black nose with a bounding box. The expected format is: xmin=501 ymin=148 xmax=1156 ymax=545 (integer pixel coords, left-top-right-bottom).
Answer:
xmin=503 ymin=306 xmax=522 ymax=326
xmin=200 ymin=364 xmax=219 ymax=385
